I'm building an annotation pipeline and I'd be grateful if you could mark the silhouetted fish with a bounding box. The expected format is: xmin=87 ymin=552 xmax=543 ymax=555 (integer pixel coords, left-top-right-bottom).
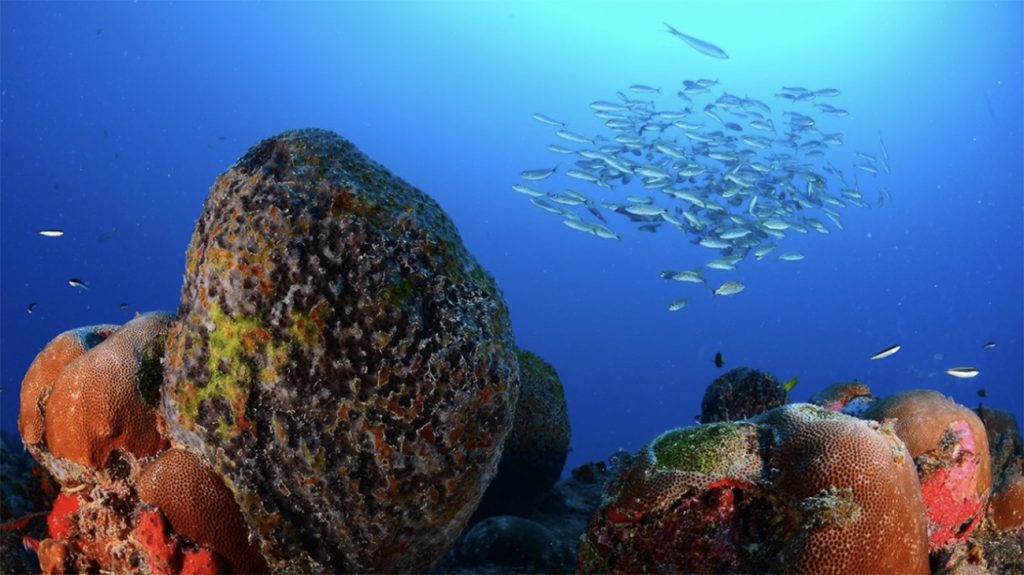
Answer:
xmin=714 ymin=352 xmax=724 ymax=368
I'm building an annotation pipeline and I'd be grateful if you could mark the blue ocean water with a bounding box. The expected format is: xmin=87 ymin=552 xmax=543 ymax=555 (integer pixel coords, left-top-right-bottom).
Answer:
xmin=1 ymin=1 xmax=1021 ymax=474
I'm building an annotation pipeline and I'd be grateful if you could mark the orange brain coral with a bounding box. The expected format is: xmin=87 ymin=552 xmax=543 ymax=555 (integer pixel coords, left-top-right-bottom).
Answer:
xmin=762 ymin=405 xmax=930 ymax=575
xmin=42 ymin=313 xmax=172 ymax=470
xmin=137 ymin=448 xmax=267 ymax=573
xmin=19 ymin=324 xmax=117 ymax=446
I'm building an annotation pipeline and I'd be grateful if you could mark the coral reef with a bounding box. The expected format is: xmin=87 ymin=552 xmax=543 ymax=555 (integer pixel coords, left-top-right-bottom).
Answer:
xmin=808 ymin=380 xmax=875 ymax=415
xmin=162 ymin=128 xmax=518 ymax=573
xmin=865 ymin=389 xmax=991 ymax=551
xmin=473 ymin=348 xmax=570 ymax=519
xmin=699 ymin=367 xmax=787 ymax=423
xmin=580 ymin=404 xmax=930 ymax=574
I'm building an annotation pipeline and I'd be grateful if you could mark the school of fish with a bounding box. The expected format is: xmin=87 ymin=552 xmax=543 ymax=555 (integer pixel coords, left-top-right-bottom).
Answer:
xmin=514 ymin=25 xmax=893 ymax=311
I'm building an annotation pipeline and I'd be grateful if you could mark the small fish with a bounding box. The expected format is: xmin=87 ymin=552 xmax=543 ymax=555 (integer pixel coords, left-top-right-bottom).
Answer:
xmin=629 ymin=84 xmax=660 ymax=94
xmin=982 ymin=341 xmax=996 ymax=350
xmin=945 ymin=367 xmax=980 ymax=379
xmin=97 ymin=227 xmax=119 ymax=243
xmin=668 ymin=298 xmax=688 ymax=312
xmin=714 ymin=352 xmax=724 ymax=368
xmin=38 ymin=229 xmax=65 ymax=237
xmin=713 ymin=280 xmax=745 ymax=296
xmin=119 ymin=302 xmax=129 ymax=310
xmin=664 ymin=22 xmax=729 ymax=59
xmin=782 ymin=376 xmax=798 ymax=392
xmin=869 ymin=344 xmax=900 ymax=360
xmin=977 ymin=388 xmax=988 ymax=398
xmin=777 ymin=252 xmax=805 ymax=261
xmin=68 ymin=278 xmax=89 ymax=290
xmin=27 ymin=302 xmax=37 ymax=314
xmin=512 ymin=184 xmax=545 ymax=197
xmin=520 ymin=167 xmax=557 ymax=181
xmin=532 ymin=113 xmax=564 ymax=127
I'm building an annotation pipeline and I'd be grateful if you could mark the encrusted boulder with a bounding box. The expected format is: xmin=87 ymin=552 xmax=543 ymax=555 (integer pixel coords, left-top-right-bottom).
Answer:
xmin=699 ymin=367 xmax=787 ymax=423
xmin=474 ymin=348 xmax=570 ymax=519
xmin=162 ymin=128 xmax=519 ymax=572
xmin=580 ymin=404 xmax=930 ymax=574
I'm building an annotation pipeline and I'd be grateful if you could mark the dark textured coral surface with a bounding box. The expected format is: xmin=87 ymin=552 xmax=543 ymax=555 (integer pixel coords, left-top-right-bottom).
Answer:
xmin=474 ymin=348 xmax=570 ymax=519
xmin=699 ymin=367 xmax=786 ymax=423
xmin=162 ymin=128 xmax=519 ymax=573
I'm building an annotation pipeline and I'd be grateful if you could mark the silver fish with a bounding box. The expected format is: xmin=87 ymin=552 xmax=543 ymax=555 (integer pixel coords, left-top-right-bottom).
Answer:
xmin=668 ymin=298 xmax=689 ymax=311
xmin=869 ymin=344 xmax=900 ymax=360
xmin=520 ymin=167 xmax=557 ymax=181
xmin=777 ymin=252 xmax=805 ymax=261
xmin=664 ymin=22 xmax=729 ymax=59
xmin=39 ymin=229 xmax=65 ymax=237
xmin=532 ymin=113 xmax=564 ymax=126
xmin=945 ymin=367 xmax=980 ymax=379
xmin=713 ymin=280 xmax=745 ymax=296
xmin=68 ymin=278 xmax=89 ymax=291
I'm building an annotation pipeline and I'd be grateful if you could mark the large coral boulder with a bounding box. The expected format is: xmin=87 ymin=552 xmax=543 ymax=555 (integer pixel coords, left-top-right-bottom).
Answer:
xmin=162 ymin=128 xmax=519 ymax=572
xmin=865 ymin=389 xmax=991 ymax=551
xmin=474 ymin=348 xmax=570 ymax=519
xmin=580 ymin=404 xmax=930 ymax=574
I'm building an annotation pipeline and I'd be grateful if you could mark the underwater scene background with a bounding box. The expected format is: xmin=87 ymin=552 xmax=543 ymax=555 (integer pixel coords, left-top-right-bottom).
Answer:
xmin=2 ymin=1 xmax=1022 ymax=481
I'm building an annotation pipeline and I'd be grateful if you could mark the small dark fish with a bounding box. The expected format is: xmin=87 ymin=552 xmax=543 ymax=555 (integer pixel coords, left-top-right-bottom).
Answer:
xmin=95 ymin=28 xmax=103 ymax=35
xmin=97 ymin=227 xmax=120 ymax=243
xmin=217 ymin=136 xmax=226 ymax=141
xmin=119 ymin=302 xmax=129 ymax=310
xmin=982 ymin=341 xmax=996 ymax=350
xmin=68 ymin=278 xmax=89 ymax=290
xmin=723 ymin=122 xmax=742 ymax=132
xmin=27 ymin=302 xmax=37 ymax=314
xmin=638 ymin=223 xmax=660 ymax=233
xmin=714 ymin=352 xmax=724 ymax=368
xmin=977 ymin=388 xmax=987 ymax=398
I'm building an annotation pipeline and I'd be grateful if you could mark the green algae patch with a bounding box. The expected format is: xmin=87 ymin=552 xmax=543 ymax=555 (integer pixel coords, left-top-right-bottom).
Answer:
xmin=177 ymin=303 xmax=289 ymax=440
xmin=516 ymin=348 xmax=557 ymax=383
xmin=651 ymin=423 xmax=746 ymax=474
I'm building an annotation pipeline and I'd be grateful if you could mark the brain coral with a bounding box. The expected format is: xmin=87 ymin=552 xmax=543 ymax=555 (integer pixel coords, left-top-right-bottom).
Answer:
xmin=865 ymin=389 xmax=991 ymax=550
xmin=989 ymin=474 xmax=1024 ymax=533
xmin=136 ymin=448 xmax=267 ymax=573
xmin=473 ymin=348 xmax=570 ymax=519
xmin=761 ymin=404 xmax=930 ymax=574
xmin=580 ymin=404 xmax=930 ymax=574
xmin=699 ymin=367 xmax=787 ymax=423
xmin=162 ymin=128 xmax=519 ymax=573
xmin=19 ymin=314 xmax=171 ymax=484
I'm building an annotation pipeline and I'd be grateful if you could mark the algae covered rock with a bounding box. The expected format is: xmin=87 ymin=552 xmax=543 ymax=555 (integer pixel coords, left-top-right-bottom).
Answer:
xmin=580 ymin=404 xmax=930 ymax=574
xmin=162 ymin=128 xmax=519 ymax=572
xmin=474 ymin=348 xmax=570 ymax=519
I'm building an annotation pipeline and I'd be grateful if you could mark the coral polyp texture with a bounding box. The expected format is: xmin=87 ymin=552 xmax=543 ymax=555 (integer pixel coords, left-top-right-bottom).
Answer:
xmin=19 ymin=314 xmax=172 ymax=484
xmin=580 ymin=404 xmax=930 ymax=574
xmin=162 ymin=128 xmax=518 ymax=572
xmin=698 ymin=367 xmax=787 ymax=423
xmin=473 ymin=348 xmax=570 ymax=519
xmin=865 ymin=389 xmax=992 ymax=551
